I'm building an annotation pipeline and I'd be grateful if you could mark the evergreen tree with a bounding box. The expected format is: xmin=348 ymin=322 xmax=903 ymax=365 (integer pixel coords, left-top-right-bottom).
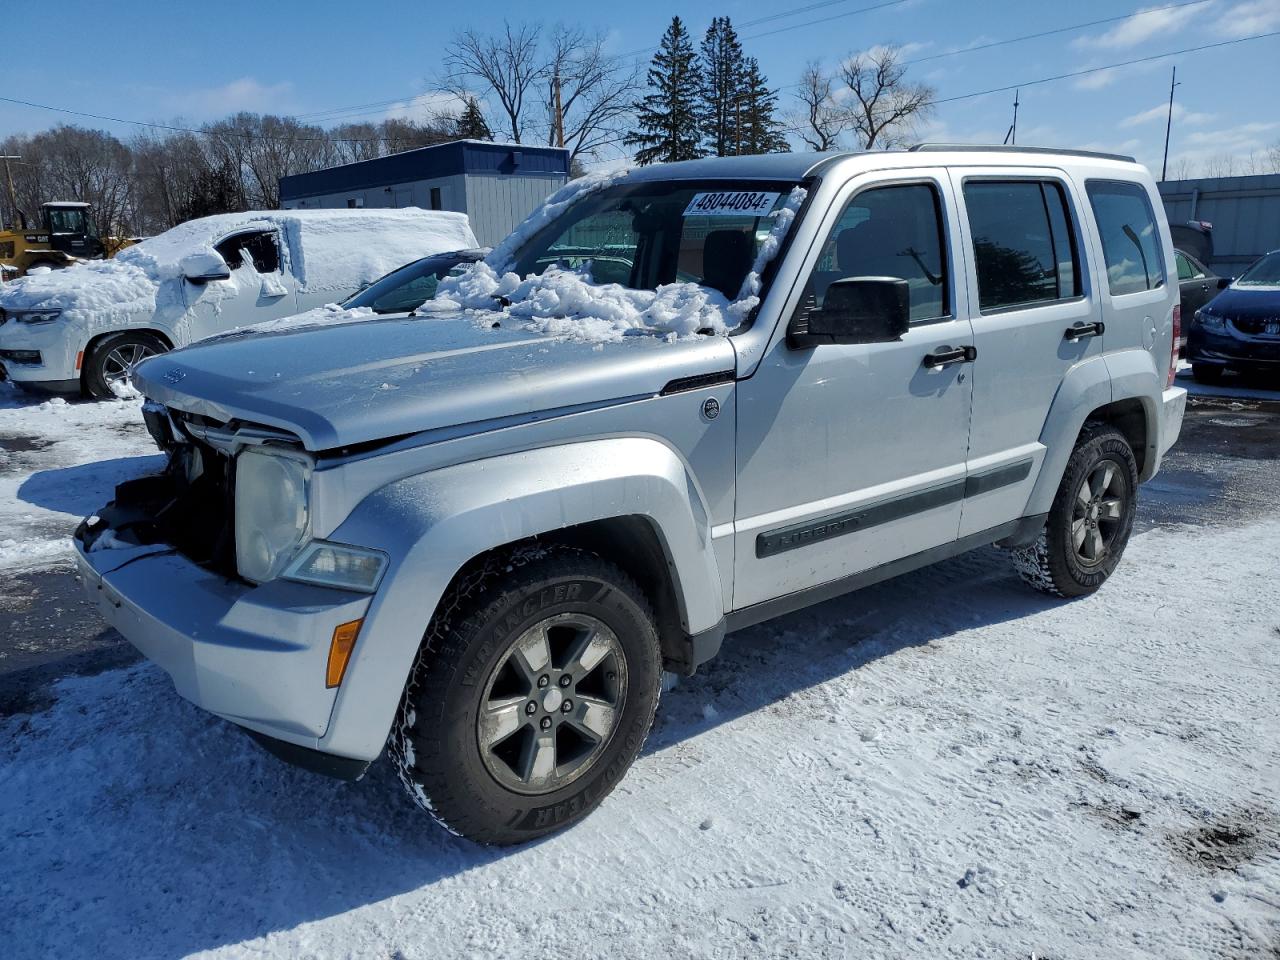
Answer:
xmin=699 ymin=16 xmax=746 ymax=157
xmin=624 ymin=17 xmax=703 ymax=165
xmin=454 ymin=97 xmax=493 ymax=141
xmin=737 ymin=58 xmax=790 ymax=155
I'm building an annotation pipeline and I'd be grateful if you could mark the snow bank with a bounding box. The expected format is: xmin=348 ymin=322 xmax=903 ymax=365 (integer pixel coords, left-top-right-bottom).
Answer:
xmin=429 ymin=184 xmax=807 ymax=344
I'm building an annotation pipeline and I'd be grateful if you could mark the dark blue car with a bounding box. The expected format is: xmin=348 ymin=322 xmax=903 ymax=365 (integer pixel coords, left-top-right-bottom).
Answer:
xmin=1188 ymin=250 xmax=1280 ymax=384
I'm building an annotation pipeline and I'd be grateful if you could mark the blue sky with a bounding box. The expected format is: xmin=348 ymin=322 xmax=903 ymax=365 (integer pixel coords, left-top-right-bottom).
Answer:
xmin=4 ymin=0 xmax=1278 ymax=178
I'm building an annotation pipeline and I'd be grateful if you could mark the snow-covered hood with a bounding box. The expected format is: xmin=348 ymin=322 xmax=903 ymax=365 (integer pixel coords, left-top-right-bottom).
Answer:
xmin=0 ymin=257 xmax=166 ymax=324
xmin=134 ymin=311 xmax=737 ymax=451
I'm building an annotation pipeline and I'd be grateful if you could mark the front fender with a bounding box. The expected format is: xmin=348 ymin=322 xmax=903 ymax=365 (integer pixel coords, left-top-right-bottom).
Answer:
xmin=317 ymin=436 xmax=723 ymax=761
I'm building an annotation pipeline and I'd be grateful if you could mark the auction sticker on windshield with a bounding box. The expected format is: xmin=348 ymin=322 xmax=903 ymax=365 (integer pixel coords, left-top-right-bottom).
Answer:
xmin=684 ymin=191 xmax=780 ymax=217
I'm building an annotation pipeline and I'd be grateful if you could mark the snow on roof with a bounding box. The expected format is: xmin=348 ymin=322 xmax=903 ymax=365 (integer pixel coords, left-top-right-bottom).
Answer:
xmin=42 ymin=200 xmax=91 ymax=208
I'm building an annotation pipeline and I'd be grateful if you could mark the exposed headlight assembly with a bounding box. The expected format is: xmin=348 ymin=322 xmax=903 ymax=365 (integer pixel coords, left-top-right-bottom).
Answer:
xmin=235 ymin=447 xmax=311 ymax=583
xmin=14 ymin=309 xmax=62 ymax=324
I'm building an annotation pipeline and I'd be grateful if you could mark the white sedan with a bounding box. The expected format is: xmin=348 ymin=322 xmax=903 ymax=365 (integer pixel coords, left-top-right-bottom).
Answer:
xmin=0 ymin=208 xmax=476 ymax=397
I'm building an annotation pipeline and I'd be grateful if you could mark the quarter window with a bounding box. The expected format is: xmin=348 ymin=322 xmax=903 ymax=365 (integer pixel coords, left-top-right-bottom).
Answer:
xmin=963 ymin=180 xmax=1080 ymax=312
xmin=1086 ymin=180 xmax=1166 ymax=296
xmin=796 ymin=182 xmax=948 ymax=323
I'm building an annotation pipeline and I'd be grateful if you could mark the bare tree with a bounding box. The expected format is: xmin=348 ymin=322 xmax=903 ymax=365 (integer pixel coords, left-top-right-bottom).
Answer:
xmin=542 ymin=26 xmax=639 ymax=160
xmin=443 ymin=22 xmax=543 ymax=143
xmin=791 ymin=61 xmax=849 ymax=151
xmin=1168 ymin=156 xmax=1196 ymax=181
xmin=838 ymin=46 xmax=934 ymax=150
xmin=1201 ymin=153 xmax=1238 ymax=179
xmin=2 ymin=126 xmax=137 ymax=235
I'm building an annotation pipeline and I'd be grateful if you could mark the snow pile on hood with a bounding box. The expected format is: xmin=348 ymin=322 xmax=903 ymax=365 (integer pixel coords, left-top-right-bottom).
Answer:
xmin=0 ymin=209 xmax=476 ymax=323
xmin=428 ymin=184 xmax=807 ymax=343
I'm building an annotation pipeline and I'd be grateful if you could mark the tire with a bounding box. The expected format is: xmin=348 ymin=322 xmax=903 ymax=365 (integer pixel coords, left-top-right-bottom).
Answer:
xmin=83 ymin=331 xmax=168 ymax=399
xmin=389 ymin=545 xmax=663 ymax=844
xmin=1012 ymin=423 xmax=1139 ymax=598
xmin=1192 ymin=364 xmax=1225 ymax=385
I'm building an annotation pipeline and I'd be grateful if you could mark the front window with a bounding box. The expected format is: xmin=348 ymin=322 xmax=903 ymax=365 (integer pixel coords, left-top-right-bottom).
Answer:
xmin=215 ymin=230 xmax=280 ymax=274
xmin=45 ymin=207 xmax=88 ymax=235
xmin=508 ymin=179 xmax=804 ymax=301
xmin=1236 ymin=251 xmax=1280 ymax=286
xmin=344 ymin=253 xmax=479 ymax=314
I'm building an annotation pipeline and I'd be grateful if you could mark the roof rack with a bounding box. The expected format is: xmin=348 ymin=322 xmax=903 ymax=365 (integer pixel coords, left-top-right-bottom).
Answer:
xmin=907 ymin=143 xmax=1136 ymax=163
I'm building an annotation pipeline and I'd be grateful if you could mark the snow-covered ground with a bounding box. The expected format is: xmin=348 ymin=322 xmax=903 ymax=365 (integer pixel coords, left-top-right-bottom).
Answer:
xmin=0 ymin=382 xmax=159 ymax=573
xmin=1 ymin=379 xmax=1277 ymax=958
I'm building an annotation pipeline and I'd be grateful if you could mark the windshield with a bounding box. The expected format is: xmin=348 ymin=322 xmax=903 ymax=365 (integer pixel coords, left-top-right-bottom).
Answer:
xmin=1236 ymin=251 xmax=1280 ymax=286
xmin=45 ymin=207 xmax=89 ymax=235
xmin=343 ymin=251 xmax=481 ymax=314
xmin=508 ymin=180 xmax=804 ymax=300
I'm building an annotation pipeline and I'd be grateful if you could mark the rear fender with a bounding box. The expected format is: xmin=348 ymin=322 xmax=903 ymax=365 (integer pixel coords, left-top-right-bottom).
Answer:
xmin=318 ymin=436 xmax=723 ymax=761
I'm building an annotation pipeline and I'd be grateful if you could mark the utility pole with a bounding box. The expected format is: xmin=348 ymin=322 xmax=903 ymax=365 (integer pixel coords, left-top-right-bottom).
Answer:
xmin=553 ymin=70 xmax=565 ymax=149
xmin=1 ymin=155 xmax=19 ymax=230
xmin=1003 ymin=89 xmax=1020 ymax=145
xmin=1161 ymin=66 xmax=1180 ymax=181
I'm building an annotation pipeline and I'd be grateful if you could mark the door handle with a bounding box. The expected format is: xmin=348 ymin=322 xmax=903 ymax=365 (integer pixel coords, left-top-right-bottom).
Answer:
xmin=922 ymin=345 xmax=976 ymax=368
xmin=1064 ymin=321 xmax=1105 ymax=341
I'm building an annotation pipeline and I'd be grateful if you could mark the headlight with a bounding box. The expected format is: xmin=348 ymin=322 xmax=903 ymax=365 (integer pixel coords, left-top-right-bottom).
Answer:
xmin=283 ymin=541 xmax=388 ymax=593
xmin=235 ymin=448 xmax=311 ymax=583
xmin=14 ymin=309 xmax=62 ymax=325
xmin=1195 ymin=309 xmax=1225 ymax=330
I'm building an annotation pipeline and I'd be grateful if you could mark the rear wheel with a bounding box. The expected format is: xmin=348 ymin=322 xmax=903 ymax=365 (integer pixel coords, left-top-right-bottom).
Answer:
xmin=389 ymin=546 xmax=663 ymax=844
xmin=1012 ymin=423 xmax=1138 ymax=598
xmin=83 ymin=332 xmax=168 ymax=399
xmin=1192 ymin=364 xmax=1225 ymax=385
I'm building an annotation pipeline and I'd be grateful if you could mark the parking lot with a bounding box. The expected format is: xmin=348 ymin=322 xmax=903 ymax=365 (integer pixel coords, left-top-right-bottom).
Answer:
xmin=1 ymin=374 xmax=1278 ymax=959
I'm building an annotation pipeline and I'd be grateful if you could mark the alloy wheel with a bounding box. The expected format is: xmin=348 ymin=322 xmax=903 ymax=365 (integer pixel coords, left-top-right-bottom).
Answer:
xmin=477 ymin=613 xmax=628 ymax=795
xmin=1071 ymin=459 xmax=1129 ymax=567
xmin=102 ymin=342 xmax=158 ymax=392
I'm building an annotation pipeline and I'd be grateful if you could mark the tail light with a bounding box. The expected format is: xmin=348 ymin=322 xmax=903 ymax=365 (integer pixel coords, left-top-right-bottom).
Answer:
xmin=1168 ymin=304 xmax=1181 ymax=387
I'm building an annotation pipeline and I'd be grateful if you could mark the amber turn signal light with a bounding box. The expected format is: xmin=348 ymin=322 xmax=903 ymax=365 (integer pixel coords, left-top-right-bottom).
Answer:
xmin=326 ymin=619 xmax=363 ymax=688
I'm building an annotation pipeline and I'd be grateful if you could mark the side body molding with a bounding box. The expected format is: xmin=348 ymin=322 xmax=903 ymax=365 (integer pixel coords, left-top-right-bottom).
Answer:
xmin=317 ymin=436 xmax=724 ymax=761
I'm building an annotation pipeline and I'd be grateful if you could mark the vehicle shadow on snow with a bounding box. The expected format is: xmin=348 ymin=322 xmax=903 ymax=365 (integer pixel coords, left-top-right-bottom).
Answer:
xmin=5 ymin=542 xmax=1071 ymax=959
xmin=17 ymin=456 xmax=161 ymax=518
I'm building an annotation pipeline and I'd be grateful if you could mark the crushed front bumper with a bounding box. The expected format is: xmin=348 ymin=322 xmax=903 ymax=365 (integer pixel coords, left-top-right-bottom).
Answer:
xmin=75 ymin=535 xmax=373 ymax=767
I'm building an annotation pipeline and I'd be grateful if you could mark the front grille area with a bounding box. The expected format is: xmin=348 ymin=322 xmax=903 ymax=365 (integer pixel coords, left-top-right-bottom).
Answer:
xmin=1230 ymin=316 xmax=1280 ymax=337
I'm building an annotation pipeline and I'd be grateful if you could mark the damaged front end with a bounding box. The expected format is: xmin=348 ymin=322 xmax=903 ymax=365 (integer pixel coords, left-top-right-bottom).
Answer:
xmin=75 ymin=399 xmax=305 ymax=580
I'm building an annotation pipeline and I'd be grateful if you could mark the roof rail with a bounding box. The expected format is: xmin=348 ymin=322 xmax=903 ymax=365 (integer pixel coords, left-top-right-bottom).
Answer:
xmin=907 ymin=143 xmax=1136 ymax=163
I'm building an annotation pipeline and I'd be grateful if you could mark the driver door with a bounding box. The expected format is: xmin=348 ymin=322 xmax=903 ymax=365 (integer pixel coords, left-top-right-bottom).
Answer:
xmin=182 ymin=229 xmax=299 ymax=342
xmin=732 ymin=172 xmax=976 ymax=610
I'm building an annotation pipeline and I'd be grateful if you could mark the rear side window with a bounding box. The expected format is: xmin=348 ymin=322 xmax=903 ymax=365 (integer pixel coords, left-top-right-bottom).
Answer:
xmin=963 ymin=180 xmax=1080 ymax=312
xmin=1086 ymin=180 xmax=1165 ymax=296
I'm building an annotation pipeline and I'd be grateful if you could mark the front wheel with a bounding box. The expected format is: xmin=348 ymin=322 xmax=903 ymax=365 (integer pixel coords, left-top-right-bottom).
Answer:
xmin=1012 ymin=423 xmax=1138 ymax=598
xmin=390 ymin=546 xmax=663 ymax=844
xmin=83 ymin=331 xmax=168 ymax=399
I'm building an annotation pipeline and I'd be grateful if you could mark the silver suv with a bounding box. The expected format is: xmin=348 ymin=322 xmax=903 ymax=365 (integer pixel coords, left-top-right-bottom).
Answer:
xmin=76 ymin=148 xmax=1187 ymax=844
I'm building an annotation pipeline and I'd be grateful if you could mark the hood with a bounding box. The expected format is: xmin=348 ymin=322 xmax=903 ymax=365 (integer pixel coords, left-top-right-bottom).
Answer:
xmin=1203 ymin=285 xmax=1280 ymax=318
xmin=0 ymin=258 xmax=162 ymax=322
xmin=134 ymin=311 xmax=738 ymax=451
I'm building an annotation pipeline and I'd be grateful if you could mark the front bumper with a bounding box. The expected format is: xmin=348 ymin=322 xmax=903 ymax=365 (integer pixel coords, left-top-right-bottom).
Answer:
xmin=0 ymin=317 xmax=80 ymax=386
xmin=75 ymin=536 xmax=373 ymax=758
xmin=1186 ymin=324 xmax=1280 ymax=369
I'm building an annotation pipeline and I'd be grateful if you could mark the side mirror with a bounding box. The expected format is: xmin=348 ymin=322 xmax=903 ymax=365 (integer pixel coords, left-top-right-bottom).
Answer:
xmin=1216 ymin=276 xmax=1233 ymax=290
xmin=179 ymin=250 xmax=231 ymax=284
xmin=789 ymin=277 xmax=911 ymax=348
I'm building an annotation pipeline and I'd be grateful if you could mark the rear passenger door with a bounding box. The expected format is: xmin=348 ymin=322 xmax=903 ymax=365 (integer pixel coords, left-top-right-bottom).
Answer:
xmin=951 ymin=169 xmax=1104 ymax=537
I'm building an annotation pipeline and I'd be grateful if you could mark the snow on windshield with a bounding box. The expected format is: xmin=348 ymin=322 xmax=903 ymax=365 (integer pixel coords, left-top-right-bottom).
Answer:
xmin=429 ymin=185 xmax=808 ymax=344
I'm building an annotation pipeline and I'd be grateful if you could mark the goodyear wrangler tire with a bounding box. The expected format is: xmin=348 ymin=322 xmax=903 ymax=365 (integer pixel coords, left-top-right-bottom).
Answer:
xmin=1012 ymin=422 xmax=1139 ymax=598
xmin=390 ymin=545 xmax=662 ymax=844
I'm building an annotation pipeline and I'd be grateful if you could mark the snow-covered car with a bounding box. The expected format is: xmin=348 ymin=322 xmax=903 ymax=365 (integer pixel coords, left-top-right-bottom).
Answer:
xmin=77 ymin=148 xmax=1186 ymax=844
xmin=0 ymin=209 xmax=476 ymax=397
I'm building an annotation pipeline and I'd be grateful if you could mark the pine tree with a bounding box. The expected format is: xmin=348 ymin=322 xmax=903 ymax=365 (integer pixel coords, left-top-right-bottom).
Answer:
xmin=454 ymin=97 xmax=493 ymax=141
xmin=624 ymin=17 xmax=704 ymax=165
xmin=699 ymin=16 xmax=746 ymax=157
xmin=738 ymin=58 xmax=790 ymax=156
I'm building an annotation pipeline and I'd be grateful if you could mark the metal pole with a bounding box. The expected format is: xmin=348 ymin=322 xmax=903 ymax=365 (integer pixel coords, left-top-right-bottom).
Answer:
xmin=553 ymin=71 xmax=565 ymax=149
xmin=1161 ymin=66 xmax=1179 ymax=181
xmin=1 ymin=155 xmax=19 ymax=230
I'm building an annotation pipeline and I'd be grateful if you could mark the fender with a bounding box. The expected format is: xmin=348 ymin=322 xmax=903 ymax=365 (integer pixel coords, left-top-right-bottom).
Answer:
xmin=1103 ymin=347 xmax=1164 ymax=482
xmin=1024 ymin=355 xmax=1114 ymax=517
xmin=316 ymin=436 xmax=723 ymax=761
